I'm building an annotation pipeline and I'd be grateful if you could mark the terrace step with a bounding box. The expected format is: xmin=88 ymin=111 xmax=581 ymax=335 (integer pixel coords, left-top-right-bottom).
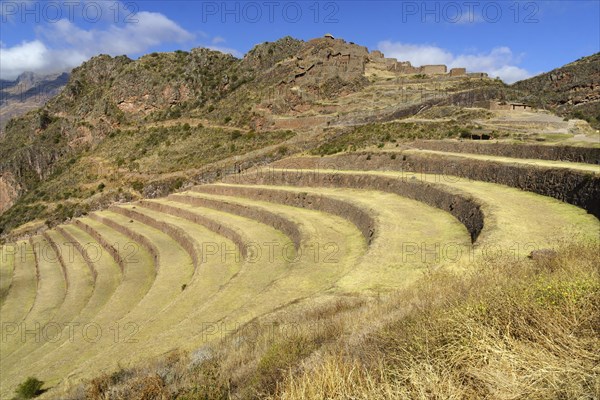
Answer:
xmin=401 ymin=148 xmax=600 ymax=174
xmin=1 ymin=236 xmax=67 ymax=359
xmin=235 ymin=168 xmax=599 ymax=252
xmin=409 ymin=140 xmax=600 ymax=164
xmin=107 ymin=196 xmax=365 ymax=360
xmin=273 ymin=152 xmax=600 ymax=218
xmin=67 ymin=201 xmax=296 ymax=376
xmin=191 ymin=184 xmax=471 ymax=291
xmin=0 ymin=245 xmax=16 ymax=306
xmin=0 ymin=241 xmax=37 ymax=331
xmin=7 ymin=217 xmax=156 ymax=391
xmin=225 ymin=167 xmax=485 ymax=242
xmin=0 ymin=230 xmax=95 ymax=369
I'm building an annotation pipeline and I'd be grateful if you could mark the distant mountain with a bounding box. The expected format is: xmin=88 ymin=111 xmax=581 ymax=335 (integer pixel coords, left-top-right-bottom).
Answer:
xmin=512 ymin=53 xmax=600 ymax=127
xmin=0 ymin=71 xmax=70 ymax=131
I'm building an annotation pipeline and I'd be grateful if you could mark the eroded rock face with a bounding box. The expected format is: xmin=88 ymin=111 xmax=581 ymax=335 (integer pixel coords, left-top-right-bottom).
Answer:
xmin=257 ymin=37 xmax=371 ymax=113
xmin=512 ymin=52 xmax=600 ymax=121
xmin=0 ymin=173 xmax=20 ymax=214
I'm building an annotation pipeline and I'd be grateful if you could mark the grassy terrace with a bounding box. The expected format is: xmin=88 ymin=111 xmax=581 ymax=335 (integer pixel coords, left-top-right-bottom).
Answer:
xmin=1 ymin=141 xmax=599 ymax=398
xmin=0 ymin=241 xmax=37 ymax=327
xmin=0 ymin=230 xmax=95 ymax=371
xmin=104 ymin=197 xmax=366 ymax=359
xmin=0 ymin=245 xmax=15 ymax=305
xmin=397 ymin=148 xmax=600 ymax=173
xmin=63 ymin=209 xmax=194 ymax=377
xmin=77 ymin=202 xmax=290 ymax=364
xmin=263 ymin=168 xmax=600 ymax=250
xmin=56 ymin=224 xmax=122 ymax=323
xmin=1 ymin=236 xmax=66 ymax=359
xmin=2 ymin=218 xmax=156 ymax=392
xmin=190 ymin=184 xmax=471 ymax=291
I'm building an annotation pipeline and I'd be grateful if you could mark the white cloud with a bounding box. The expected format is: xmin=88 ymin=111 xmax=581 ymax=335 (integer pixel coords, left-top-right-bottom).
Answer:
xmin=0 ymin=7 xmax=194 ymax=80
xmin=378 ymin=41 xmax=531 ymax=83
xmin=207 ymin=45 xmax=243 ymax=58
xmin=378 ymin=41 xmax=454 ymax=66
xmin=0 ymin=40 xmax=83 ymax=79
xmin=212 ymin=36 xmax=226 ymax=45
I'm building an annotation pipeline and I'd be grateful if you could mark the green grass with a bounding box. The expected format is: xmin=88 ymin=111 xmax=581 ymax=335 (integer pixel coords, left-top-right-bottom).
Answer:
xmin=310 ymin=120 xmax=484 ymax=156
xmin=0 ymin=218 xmax=156 ymax=395
xmin=0 ymin=236 xmax=66 ymax=363
xmin=98 ymin=125 xmax=295 ymax=175
xmin=57 ymin=224 xmax=122 ymax=323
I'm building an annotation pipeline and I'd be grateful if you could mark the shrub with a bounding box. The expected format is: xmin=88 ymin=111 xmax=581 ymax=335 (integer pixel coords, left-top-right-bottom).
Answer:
xmin=459 ymin=128 xmax=472 ymax=139
xmin=224 ymin=116 xmax=232 ymax=124
xmin=131 ymin=181 xmax=144 ymax=192
xmin=230 ymin=130 xmax=242 ymax=140
xmin=277 ymin=146 xmax=288 ymax=155
xmin=97 ymin=183 xmax=106 ymax=192
xmin=15 ymin=377 xmax=44 ymax=398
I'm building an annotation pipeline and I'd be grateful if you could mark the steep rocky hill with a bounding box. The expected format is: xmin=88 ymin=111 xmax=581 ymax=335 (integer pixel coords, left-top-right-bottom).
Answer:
xmin=0 ymin=35 xmax=583 ymax=238
xmin=512 ymin=53 xmax=600 ymax=126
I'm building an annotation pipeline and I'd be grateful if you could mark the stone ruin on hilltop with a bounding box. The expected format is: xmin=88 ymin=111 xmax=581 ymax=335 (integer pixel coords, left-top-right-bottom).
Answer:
xmin=277 ymin=34 xmax=488 ymax=89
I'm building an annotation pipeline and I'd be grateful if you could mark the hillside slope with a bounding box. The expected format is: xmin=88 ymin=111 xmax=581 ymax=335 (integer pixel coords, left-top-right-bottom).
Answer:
xmin=512 ymin=53 xmax=600 ymax=126
xmin=2 ymin=36 xmax=595 ymax=239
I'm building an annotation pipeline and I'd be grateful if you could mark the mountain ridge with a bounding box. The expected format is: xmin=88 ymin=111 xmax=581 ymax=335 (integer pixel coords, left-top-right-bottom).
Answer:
xmin=0 ymin=35 xmax=598 ymax=238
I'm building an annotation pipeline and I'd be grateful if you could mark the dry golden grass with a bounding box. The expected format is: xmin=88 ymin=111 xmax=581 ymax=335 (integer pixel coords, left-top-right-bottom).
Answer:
xmin=66 ymin=239 xmax=599 ymax=400
xmin=0 ymin=244 xmax=16 ymax=306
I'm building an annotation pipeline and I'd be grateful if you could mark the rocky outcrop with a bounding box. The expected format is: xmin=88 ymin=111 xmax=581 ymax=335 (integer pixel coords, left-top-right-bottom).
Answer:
xmin=0 ymin=172 xmax=20 ymax=214
xmin=512 ymin=52 xmax=600 ymax=124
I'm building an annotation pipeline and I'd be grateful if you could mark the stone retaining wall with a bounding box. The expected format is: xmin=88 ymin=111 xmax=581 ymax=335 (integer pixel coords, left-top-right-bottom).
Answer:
xmin=223 ymin=169 xmax=483 ymax=242
xmin=195 ymin=185 xmax=376 ymax=245
xmin=411 ymin=140 xmax=600 ymax=164
xmin=273 ymin=153 xmax=600 ymax=219
xmin=168 ymin=194 xmax=302 ymax=250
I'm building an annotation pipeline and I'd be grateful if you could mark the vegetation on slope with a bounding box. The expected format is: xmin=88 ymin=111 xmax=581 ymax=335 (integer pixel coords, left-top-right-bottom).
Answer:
xmin=0 ymin=124 xmax=294 ymax=235
xmin=311 ymin=117 xmax=492 ymax=156
xmin=512 ymin=53 xmax=600 ymax=128
xmin=61 ymin=239 xmax=599 ymax=399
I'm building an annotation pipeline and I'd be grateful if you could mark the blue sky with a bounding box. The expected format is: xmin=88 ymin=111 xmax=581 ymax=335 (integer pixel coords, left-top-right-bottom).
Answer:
xmin=1 ymin=1 xmax=599 ymax=83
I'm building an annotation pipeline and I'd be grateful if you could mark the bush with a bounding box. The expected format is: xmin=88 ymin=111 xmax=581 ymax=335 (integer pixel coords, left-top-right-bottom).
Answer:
xmin=131 ymin=181 xmax=144 ymax=192
xmin=459 ymin=129 xmax=472 ymax=139
xmin=277 ymin=146 xmax=288 ymax=155
xmin=15 ymin=377 xmax=44 ymax=398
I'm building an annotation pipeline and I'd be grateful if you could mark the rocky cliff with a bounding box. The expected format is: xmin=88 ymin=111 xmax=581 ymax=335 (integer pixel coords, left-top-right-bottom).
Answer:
xmin=512 ymin=53 xmax=600 ymax=127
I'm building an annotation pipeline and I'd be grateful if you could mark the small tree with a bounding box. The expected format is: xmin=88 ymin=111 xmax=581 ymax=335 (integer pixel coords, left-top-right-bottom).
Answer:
xmin=15 ymin=377 xmax=44 ymax=398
